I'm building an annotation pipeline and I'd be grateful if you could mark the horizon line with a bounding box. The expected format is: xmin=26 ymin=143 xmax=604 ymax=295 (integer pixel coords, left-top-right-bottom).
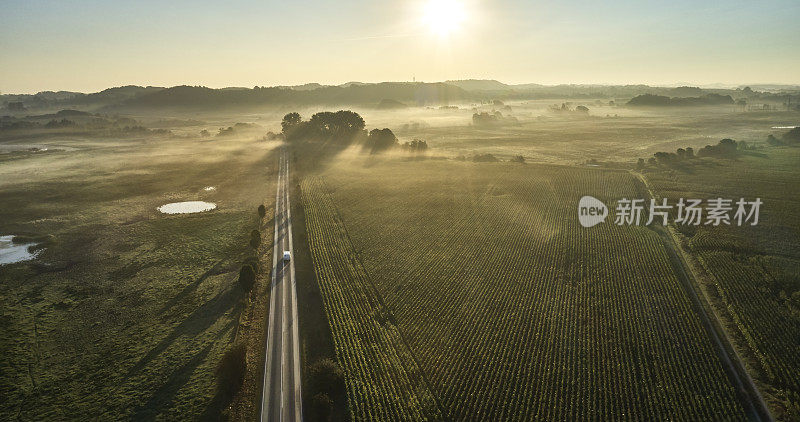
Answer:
xmin=4 ymin=80 xmax=800 ymax=96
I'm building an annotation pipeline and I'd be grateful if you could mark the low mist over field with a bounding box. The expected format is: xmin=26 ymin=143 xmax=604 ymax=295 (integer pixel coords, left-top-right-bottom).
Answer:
xmin=2 ymin=0 xmax=799 ymax=421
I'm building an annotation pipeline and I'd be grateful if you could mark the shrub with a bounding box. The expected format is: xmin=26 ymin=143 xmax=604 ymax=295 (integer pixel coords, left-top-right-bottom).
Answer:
xmin=249 ymin=229 xmax=261 ymax=249
xmin=310 ymin=393 xmax=333 ymax=422
xmin=364 ymin=128 xmax=398 ymax=154
xmin=258 ymin=204 xmax=266 ymax=219
xmin=307 ymin=358 xmax=345 ymax=401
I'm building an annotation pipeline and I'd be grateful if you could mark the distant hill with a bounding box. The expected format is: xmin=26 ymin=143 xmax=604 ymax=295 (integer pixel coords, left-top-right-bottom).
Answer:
xmin=5 ymin=81 xmax=795 ymax=112
xmin=78 ymin=85 xmax=164 ymax=105
xmin=1 ymin=85 xmax=164 ymax=111
xmin=446 ymin=79 xmax=511 ymax=91
xmin=339 ymin=81 xmax=369 ymax=88
xmin=275 ymin=83 xmax=327 ymax=91
xmin=117 ymin=82 xmax=469 ymax=109
xmin=667 ymin=86 xmax=705 ymax=97
xmin=375 ymin=99 xmax=408 ymax=109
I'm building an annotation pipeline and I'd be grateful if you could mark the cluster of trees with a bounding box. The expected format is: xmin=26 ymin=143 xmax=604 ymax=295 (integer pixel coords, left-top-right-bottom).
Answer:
xmin=472 ymin=111 xmax=518 ymax=127
xmin=281 ymin=110 xmax=427 ymax=156
xmin=641 ymin=138 xmax=746 ymax=168
xmin=548 ymin=103 xmax=590 ymax=114
xmin=697 ymin=138 xmax=741 ymax=157
xmin=0 ymin=111 xmax=171 ymax=135
xmin=216 ymin=122 xmax=259 ymax=137
xmin=643 ymin=147 xmax=697 ymax=166
xmin=627 ymin=93 xmax=734 ymax=107
xmin=402 ymin=139 xmax=428 ymax=152
xmin=44 ymin=119 xmax=76 ymax=128
xmin=281 ymin=110 xmax=366 ymax=142
xmin=767 ymin=127 xmax=800 ymax=146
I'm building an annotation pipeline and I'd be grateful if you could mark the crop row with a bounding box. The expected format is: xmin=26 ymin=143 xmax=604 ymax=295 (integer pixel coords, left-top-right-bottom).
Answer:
xmin=301 ymin=176 xmax=442 ymax=421
xmin=304 ymin=161 xmax=747 ymax=420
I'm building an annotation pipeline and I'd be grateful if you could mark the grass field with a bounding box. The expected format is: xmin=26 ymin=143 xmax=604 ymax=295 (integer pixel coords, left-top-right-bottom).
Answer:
xmin=0 ymin=129 xmax=278 ymax=419
xmin=299 ymin=154 xmax=752 ymax=420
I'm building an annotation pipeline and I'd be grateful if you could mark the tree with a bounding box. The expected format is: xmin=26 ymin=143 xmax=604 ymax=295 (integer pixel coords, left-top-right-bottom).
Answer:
xmin=636 ymin=158 xmax=645 ymax=169
xmin=365 ymin=128 xmax=398 ymax=153
xmin=307 ymin=359 xmax=345 ymax=400
xmin=258 ymin=204 xmax=266 ymax=219
xmin=511 ymin=155 xmax=525 ymax=163
xmin=249 ymin=229 xmax=261 ymax=249
xmin=238 ymin=265 xmax=256 ymax=291
xmin=575 ymin=105 xmax=589 ymax=114
xmin=697 ymin=138 xmax=739 ymax=157
xmin=281 ymin=112 xmax=302 ymax=134
xmin=310 ymin=393 xmax=333 ymax=422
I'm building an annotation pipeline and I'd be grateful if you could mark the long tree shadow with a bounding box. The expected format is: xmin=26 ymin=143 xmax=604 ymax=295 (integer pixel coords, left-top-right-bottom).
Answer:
xmin=159 ymin=260 xmax=226 ymax=314
xmin=126 ymin=283 xmax=244 ymax=378
xmin=132 ymin=344 xmax=214 ymax=420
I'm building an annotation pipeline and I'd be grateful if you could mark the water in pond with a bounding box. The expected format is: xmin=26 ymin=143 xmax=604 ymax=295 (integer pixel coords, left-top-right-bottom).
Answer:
xmin=772 ymin=126 xmax=798 ymax=129
xmin=0 ymin=235 xmax=41 ymax=265
xmin=158 ymin=201 xmax=217 ymax=214
xmin=203 ymin=186 xmax=216 ymax=191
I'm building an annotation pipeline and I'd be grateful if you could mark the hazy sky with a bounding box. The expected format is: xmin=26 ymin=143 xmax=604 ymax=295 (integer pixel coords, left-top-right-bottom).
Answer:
xmin=2 ymin=0 xmax=799 ymax=93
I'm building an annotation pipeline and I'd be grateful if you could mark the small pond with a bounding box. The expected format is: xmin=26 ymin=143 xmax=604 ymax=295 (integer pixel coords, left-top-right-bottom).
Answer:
xmin=158 ymin=201 xmax=217 ymax=214
xmin=0 ymin=235 xmax=42 ymax=265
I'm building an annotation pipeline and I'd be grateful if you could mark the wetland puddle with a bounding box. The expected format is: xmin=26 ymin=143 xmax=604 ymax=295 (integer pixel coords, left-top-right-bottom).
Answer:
xmin=0 ymin=235 xmax=42 ymax=265
xmin=158 ymin=201 xmax=217 ymax=214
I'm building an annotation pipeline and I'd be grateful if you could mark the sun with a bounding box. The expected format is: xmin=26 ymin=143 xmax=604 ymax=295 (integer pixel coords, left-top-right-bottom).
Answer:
xmin=422 ymin=0 xmax=467 ymax=37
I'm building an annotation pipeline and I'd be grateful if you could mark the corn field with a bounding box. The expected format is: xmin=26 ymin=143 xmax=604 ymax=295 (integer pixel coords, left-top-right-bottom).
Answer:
xmin=302 ymin=160 xmax=748 ymax=420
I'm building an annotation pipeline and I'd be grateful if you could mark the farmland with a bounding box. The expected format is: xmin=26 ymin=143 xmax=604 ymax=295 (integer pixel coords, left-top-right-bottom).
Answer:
xmin=300 ymin=155 xmax=750 ymax=420
xmin=643 ymin=147 xmax=800 ymax=419
xmin=0 ymin=98 xmax=797 ymax=420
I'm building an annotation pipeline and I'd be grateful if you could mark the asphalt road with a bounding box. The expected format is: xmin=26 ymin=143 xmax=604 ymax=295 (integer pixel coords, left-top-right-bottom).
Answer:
xmin=261 ymin=149 xmax=303 ymax=422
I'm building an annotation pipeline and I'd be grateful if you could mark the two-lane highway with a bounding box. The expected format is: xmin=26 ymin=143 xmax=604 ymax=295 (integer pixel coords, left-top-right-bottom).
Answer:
xmin=261 ymin=148 xmax=302 ymax=422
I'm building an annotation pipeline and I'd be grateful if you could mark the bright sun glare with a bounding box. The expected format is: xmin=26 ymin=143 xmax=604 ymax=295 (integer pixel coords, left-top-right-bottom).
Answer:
xmin=422 ymin=0 xmax=467 ymax=37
